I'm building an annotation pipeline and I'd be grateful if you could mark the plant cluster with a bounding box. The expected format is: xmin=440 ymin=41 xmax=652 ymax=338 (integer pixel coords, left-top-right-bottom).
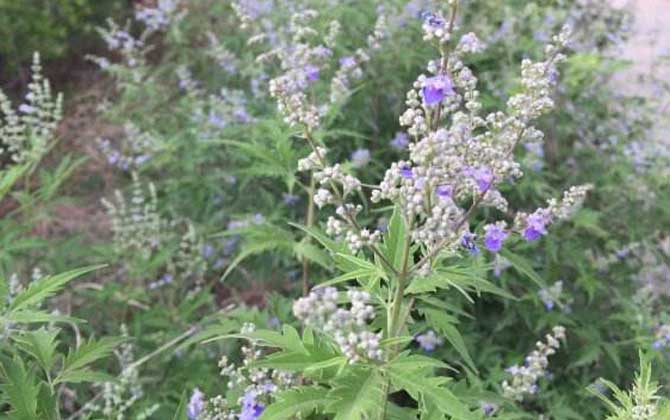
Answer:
xmin=1 ymin=0 xmax=670 ymax=419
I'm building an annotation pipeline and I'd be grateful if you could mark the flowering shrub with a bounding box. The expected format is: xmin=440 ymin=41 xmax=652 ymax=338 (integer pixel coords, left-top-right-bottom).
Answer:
xmin=1 ymin=0 xmax=670 ymax=418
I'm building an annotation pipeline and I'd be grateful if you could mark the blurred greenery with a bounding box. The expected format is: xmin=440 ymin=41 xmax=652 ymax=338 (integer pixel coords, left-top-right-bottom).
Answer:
xmin=0 ymin=0 xmax=126 ymax=77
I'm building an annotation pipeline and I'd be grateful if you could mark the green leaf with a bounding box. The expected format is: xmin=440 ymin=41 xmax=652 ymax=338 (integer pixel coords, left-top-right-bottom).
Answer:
xmin=56 ymin=336 xmax=123 ymax=384
xmin=420 ymin=308 xmax=477 ymax=374
xmin=12 ymin=328 xmax=60 ymax=373
xmin=0 ymin=163 xmax=30 ymax=202
xmin=6 ymin=310 xmax=77 ymax=324
xmin=387 ymin=362 xmax=477 ymax=420
xmin=172 ymin=391 xmax=189 ymax=420
xmin=290 ymin=223 xmax=349 ymax=255
xmin=220 ymin=225 xmax=295 ymax=282
xmin=53 ymin=369 xmax=114 ymax=384
xmin=0 ymin=357 xmax=40 ymax=420
xmin=500 ymin=249 xmax=546 ymax=288
xmin=383 ymin=206 xmax=407 ymax=270
xmin=293 ymin=241 xmax=331 ymax=269
xmin=325 ymin=366 xmax=386 ymax=420
xmin=10 ymin=265 xmax=104 ymax=312
xmin=209 ymin=325 xmax=308 ymax=355
xmin=389 ymin=352 xmax=453 ymax=372
xmin=259 ymin=386 xmax=330 ymax=420
xmin=317 ymin=268 xmax=377 ymax=288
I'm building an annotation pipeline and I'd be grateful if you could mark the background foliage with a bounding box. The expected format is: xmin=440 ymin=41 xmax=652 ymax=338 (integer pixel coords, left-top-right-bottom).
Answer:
xmin=1 ymin=0 xmax=669 ymax=418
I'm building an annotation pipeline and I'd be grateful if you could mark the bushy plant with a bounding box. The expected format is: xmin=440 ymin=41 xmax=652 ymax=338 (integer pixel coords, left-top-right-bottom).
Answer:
xmin=2 ymin=0 xmax=670 ymax=418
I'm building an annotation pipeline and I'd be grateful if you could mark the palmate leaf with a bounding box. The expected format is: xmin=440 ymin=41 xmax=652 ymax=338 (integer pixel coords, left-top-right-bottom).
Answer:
xmin=252 ymin=329 xmax=344 ymax=378
xmin=9 ymin=265 xmax=104 ymax=312
xmin=55 ymin=336 xmax=124 ymax=385
xmin=222 ymin=138 xmax=297 ymax=181
xmin=12 ymin=328 xmax=60 ymax=374
xmin=0 ymin=356 xmax=40 ymax=420
xmin=325 ymin=366 xmax=386 ymax=420
xmin=405 ymin=265 xmax=513 ymax=301
xmin=387 ymin=356 xmax=478 ymax=420
xmin=207 ymin=325 xmax=307 ymax=355
xmin=259 ymin=386 xmax=330 ymax=420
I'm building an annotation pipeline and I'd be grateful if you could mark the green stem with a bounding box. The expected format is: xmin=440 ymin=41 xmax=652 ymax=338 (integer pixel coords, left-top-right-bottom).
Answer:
xmin=302 ymin=175 xmax=316 ymax=296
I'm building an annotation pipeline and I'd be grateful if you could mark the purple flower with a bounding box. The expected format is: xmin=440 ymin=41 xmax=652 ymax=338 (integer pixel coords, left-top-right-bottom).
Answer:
xmin=400 ymin=166 xmax=413 ymax=179
xmin=460 ymin=232 xmax=480 ymax=255
xmin=415 ymin=330 xmax=443 ymax=352
xmin=208 ymin=111 xmax=227 ymax=129
xmin=283 ymin=193 xmax=299 ymax=206
xmin=134 ymin=154 xmax=151 ymax=165
xmin=458 ymin=33 xmax=483 ymax=52
xmin=186 ymin=388 xmax=205 ymax=419
xmin=253 ymin=213 xmax=265 ymax=224
xmin=304 ymin=64 xmax=320 ymax=81
xmin=483 ymin=224 xmax=508 ymax=253
xmin=267 ymin=316 xmax=281 ymax=328
xmin=223 ymin=237 xmax=239 ymax=255
xmin=240 ymin=391 xmax=264 ymax=420
xmin=350 ymin=148 xmax=371 ymax=168
xmin=480 ymin=401 xmax=498 ymax=417
xmin=18 ymin=104 xmax=36 ymax=114
xmin=464 ymin=166 xmax=493 ymax=192
xmin=339 ymin=56 xmax=356 ymax=68
xmin=107 ymin=150 xmax=120 ymax=165
xmin=312 ymin=45 xmax=332 ymax=57
xmin=201 ymin=243 xmax=215 ymax=259
xmin=233 ymin=108 xmax=253 ymax=124
xmin=390 ymin=132 xmax=409 ymax=150
xmin=421 ymin=11 xmax=445 ymax=28
xmin=240 ymin=405 xmax=264 ymax=420
xmin=422 ymin=75 xmax=455 ymax=106
xmin=435 ymin=185 xmax=453 ymax=199
xmin=523 ymin=212 xmax=548 ymax=241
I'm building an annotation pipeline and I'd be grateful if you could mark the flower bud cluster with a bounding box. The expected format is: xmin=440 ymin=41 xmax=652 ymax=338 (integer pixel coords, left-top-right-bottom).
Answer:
xmin=652 ymin=324 xmax=670 ymax=351
xmin=297 ymin=147 xmax=328 ymax=171
xmin=92 ymin=19 xmax=147 ymax=75
xmin=415 ymin=330 xmax=444 ymax=352
xmin=191 ymin=89 xmax=255 ymax=140
xmin=102 ymin=173 xmax=168 ymax=259
xmin=502 ymin=326 xmax=566 ymax=402
xmin=102 ymin=174 xmax=208 ymax=291
xmin=330 ymin=14 xmax=388 ymax=103
xmin=174 ymin=221 xmax=207 ymax=293
xmin=293 ymin=287 xmax=383 ymax=363
xmin=538 ymin=281 xmax=564 ymax=311
xmin=514 ymin=184 xmax=591 ymax=241
xmin=196 ymin=323 xmax=296 ymax=420
xmin=205 ymin=32 xmax=238 ymax=74
xmin=422 ymin=12 xmax=451 ymax=44
xmin=0 ymin=53 xmax=63 ymax=164
xmin=97 ymin=123 xmax=160 ymax=171
xmin=90 ymin=1 xmax=184 ymax=83
xmin=264 ymin=10 xmax=329 ymax=130
xmin=84 ymin=325 xmax=159 ymax=419
xmin=134 ymin=0 xmax=184 ymax=32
